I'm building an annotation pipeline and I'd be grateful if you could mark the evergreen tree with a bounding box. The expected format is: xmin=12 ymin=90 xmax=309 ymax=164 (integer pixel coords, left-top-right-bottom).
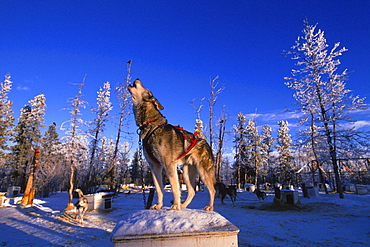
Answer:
xmin=36 ymin=123 xmax=63 ymax=197
xmin=97 ymin=136 xmax=115 ymax=187
xmin=245 ymin=119 xmax=262 ymax=186
xmin=116 ymin=142 xmax=131 ymax=186
xmin=277 ymin=120 xmax=295 ymax=188
xmin=0 ymin=74 xmax=14 ymax=155
xmin=11 ymin=105 xmax=33 ymax=187
xmin=260 ymin=124 xmax=274 ymax=182
xmin=130 ymin=150 xmax=141 ymax=185
xmin=233 ymin=112 xmax=247 ymax=189
xmin=14 ymin=94 xmax=46 ymax=203
xmin=11 ymin=94 xmax=46 ymax=189
xmin=27 ymin=94 xmax=47 ymax=146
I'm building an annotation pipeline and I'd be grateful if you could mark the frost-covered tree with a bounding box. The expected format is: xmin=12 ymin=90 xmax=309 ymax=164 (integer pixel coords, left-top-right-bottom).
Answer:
xmin=36 ymin=123 xmax=64 ymax=197
xmin=87 ymin=81 xmax=112 ymax=190
xmin=0 ymin=74 xmax=14 ymax=155
xmin=11 ymin=94 xmax=46 ymax=191
xmin=244 ymin=119 xmax=262 ymax=186
xmin=208 ymin=76 xmax=224 ymax=150
xmin=190 ymin=97 xmax=205 ymax=139
xmin=13 ymin=95 xmax=46 ymax=148
xmin=60 ymin=76 xmax=88 ymax=210
xmin=130 ymin=150 xmax=141 ymax=185
xmin=95 ymin=136 xmax=115 ymax=187
xmin=14 ymin=94 xmax=46 ymax=204
xmin=260 ymin=124 xmax=274 ymax=182
xmin=215 ymin=105 xmax=227 ymax=181
xmin=116 ymin=142 xmax=131 ymax=185
xmin=298 ymin=114 xmax=329 ymax=191
xmin=233 ymin=112 xmax=247 ymax=189
xmin=110 ymin=60 xmax=133 ymax=190
xmin=220 ymin=157 xmax=233 ymax=184
xmin=277 ymin=120 xmax=295 ymax=187
xmin=284 ymin=20 xmax=367 ymax=198
xmin=10 ymin=105 xmax=32 ymax=187
xmin=28 ymin=94 xmax=47 ymax=145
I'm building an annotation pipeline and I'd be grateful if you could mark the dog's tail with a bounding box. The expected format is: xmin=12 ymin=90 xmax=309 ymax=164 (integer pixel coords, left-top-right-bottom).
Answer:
xmin=75 ymin=189 xmax=84 ymax=198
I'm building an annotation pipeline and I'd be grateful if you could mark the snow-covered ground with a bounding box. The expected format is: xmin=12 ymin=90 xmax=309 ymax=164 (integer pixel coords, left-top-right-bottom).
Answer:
xmin=0 ymin=188 xmax=369 ymax=247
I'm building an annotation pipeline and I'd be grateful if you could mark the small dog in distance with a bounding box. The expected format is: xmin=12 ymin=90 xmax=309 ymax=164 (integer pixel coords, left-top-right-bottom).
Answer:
xmin=215 ymin=182 xmax=237 ymax=205
xmin=74 ymin=189 xmax=88 ymax=224
xmin=254 ymin=188 xmax=267 ymax=200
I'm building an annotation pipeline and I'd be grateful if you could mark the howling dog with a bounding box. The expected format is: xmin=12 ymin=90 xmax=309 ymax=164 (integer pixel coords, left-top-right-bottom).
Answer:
xmin=74 ymin=189 xmax=88 ymax=224
xmin=128 ymin=79 xmax=216 ymax=211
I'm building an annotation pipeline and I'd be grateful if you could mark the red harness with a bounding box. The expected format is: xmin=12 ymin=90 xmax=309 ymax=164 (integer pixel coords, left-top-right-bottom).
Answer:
xmin=172 ymin=126 xmax=199 ymax=161
xmin=141 ymin=122 xmax=198 ymax=163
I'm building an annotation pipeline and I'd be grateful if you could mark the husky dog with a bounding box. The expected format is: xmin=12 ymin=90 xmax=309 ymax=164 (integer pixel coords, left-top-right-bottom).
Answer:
xmin=128 ymin=79 xmax=216 ymax=211
xmin=215 ymin=182 xmax=237 ymax=205
xmin=254 ymin=188 xmax=267 ymax=200
xmin=74 ymin=189 xmax=88 ymax=224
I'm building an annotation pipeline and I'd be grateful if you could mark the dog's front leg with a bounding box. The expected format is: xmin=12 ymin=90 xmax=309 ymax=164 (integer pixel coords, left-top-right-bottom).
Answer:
xmin=166 ymin=164 xmax=181 ymax=210
xmin=181 ymin=164 xmax=197 ymax=209
xmin=150 ymin=163 xmax=164 ymax=210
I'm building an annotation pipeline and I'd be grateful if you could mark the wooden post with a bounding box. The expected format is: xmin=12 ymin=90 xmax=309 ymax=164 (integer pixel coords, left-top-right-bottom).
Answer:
xmin=274 ymin=187 xmax=281 ymax=199
xmin=301 ymin=183 xmax=308 ymax=198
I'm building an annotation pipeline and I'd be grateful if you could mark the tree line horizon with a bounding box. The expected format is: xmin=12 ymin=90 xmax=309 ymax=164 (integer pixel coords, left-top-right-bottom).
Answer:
xmin=1 ymin=21 xmax=369 ymax=205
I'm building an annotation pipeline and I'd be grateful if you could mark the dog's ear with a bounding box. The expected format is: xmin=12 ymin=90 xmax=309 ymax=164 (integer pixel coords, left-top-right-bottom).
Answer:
xmin=152 ymin=97 xmax=164 ymax=110
xmin=146 ymin=89 xmax=164 ymax=110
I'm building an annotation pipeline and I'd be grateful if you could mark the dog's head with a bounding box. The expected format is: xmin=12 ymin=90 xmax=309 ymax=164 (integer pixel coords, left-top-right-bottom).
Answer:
xmin=128 ymin=79 xmax=164 ymax=111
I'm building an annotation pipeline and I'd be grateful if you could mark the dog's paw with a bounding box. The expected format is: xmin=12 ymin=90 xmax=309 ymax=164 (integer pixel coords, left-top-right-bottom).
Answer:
xmin=203 ymin=206 xmax=214 ymax=211
xmin=170 ymin=204 xmax=181 ymax=210
xmin=150 ymin=204 xmax=162 ymax=210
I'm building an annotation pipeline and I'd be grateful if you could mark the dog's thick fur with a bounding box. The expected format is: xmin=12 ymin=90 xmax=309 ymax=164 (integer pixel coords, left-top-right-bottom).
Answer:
xmin=128 ymin=79 xmax=216 ymax=211
xmin=74 ymin=189 xmax=88 ymax=224
xmin=254 ymin=188 xmax=267 ymax=200
xmin=215 ymin=182 xmax=236 ymax=205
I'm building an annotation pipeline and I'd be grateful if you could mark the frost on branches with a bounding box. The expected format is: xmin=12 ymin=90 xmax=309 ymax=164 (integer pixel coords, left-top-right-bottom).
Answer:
xmin=277 ymin=120 xmax=295 ymax=188
xmin=245 ymin=119 xmax=262 ymax=186
xmin=0 ymin=74 xmax=14 ymax=152
xmin=283 ymin=20 xmax=368 ymax=198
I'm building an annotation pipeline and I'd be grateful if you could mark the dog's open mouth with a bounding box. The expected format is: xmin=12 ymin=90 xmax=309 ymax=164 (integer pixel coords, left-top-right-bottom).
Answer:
xmin=127 ymin=79 xmax=143 ymax=101
xmin=129 ymin=79 xmax=141 ymax=89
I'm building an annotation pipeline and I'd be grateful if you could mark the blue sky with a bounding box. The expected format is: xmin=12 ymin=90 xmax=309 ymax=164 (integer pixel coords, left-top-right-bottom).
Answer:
xmin=1 ymin=1 xmax=369 ymax=150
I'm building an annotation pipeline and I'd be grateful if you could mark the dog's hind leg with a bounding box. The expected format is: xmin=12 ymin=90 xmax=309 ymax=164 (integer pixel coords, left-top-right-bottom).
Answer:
xmin=149 ymin=163 xmax=164 ymax=210
xmin=221 ymin=193 xmax=226 ymax=204
xmin=181 ymin=164 xmax=197 ymax=209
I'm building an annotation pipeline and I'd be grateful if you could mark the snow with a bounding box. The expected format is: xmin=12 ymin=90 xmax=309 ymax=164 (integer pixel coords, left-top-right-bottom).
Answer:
xmin=112 ymin=209 xmax=234 ymax=237
xmin=0 ymin=188 xmax=369 ymax=246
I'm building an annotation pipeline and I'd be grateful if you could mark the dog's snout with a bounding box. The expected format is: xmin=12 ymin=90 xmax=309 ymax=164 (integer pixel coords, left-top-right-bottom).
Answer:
xmin=133 ymin=78 xmax=140 ymax=87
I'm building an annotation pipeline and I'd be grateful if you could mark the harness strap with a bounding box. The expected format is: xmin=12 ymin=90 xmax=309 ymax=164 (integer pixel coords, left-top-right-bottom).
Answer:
xmin=175 ymin=131 xmax=198 ymax=161
xmin=142 ymin=124 xmax=199 ymax=164
xmin=142 ymin=123 xmax=164 ymax=164
xmin=140 ymin=118 xmax=158 ymax=130
xmin=173 ymin=126 xmax=199 ymax=161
